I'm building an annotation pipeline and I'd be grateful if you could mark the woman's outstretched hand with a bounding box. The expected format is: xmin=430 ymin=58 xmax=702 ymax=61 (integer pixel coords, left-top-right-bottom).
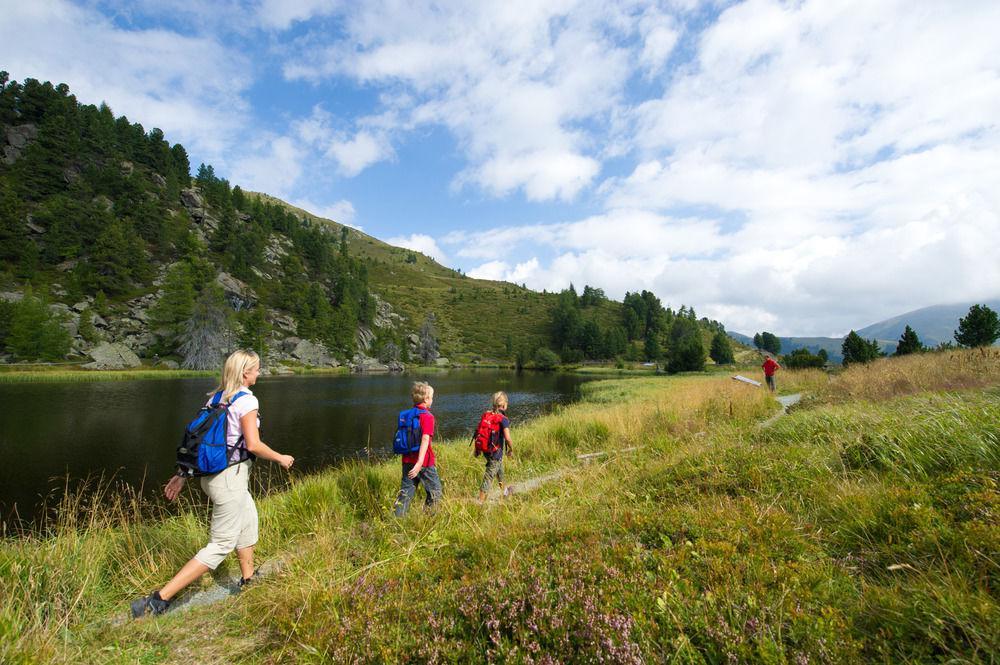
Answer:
xmin=277 ymin=454 xmax=295 ymax=470
xmin=164 ymin=475 xmax=186 ymax=501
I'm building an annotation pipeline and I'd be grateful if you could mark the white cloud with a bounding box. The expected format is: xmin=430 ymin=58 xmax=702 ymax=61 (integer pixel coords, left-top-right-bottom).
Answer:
xmin=255 ymin=0 xmax=341 ymax=30
xmin=283 ymin=1 xmax=644 ymax=201
xmin=386 ymin=234 xmax=447 ymax=264
xmin=290 ymin=198 xmax=358 ymax=226
xmin=0 ymin=0 xmax=251 ymax=161
xmin=326 ymin=131 xmax=394 ymax=177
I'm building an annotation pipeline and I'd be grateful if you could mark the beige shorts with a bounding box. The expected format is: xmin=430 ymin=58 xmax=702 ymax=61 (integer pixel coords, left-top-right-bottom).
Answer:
xmin=194 ymin=460 xmax=259 ymax=570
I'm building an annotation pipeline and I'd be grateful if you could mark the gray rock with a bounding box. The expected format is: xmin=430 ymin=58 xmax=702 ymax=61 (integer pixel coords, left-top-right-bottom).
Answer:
xmin=93 ymin=313 xmax=109 ymax=328
xmin=120 ymin=161 xmax=134 ymax=176
xmin=351 ymin=354 xmax=390 ymax=373
xmin=291 ymin=339 xmax=336 ymax=367
xmin=0 ymin=291 xmax=23 ymax=303
xmin=272 ymin=365 xmax=295 ymax=376
xmin=72 ymin=299 xmax=92 ymax=312
xmin=151 ymin=173 xmax=167 ymax=188
xmin=215 ymin=272 xmax=257 ymax=311
xmin=92 ymin=195 xmax=114 ymax=212
xmin=407 ymin=333 xmax=420 ymax=349
xmin=434 ymin=357 xmax=451 ymax=367
xmin=263 ymin=234 xmax=291 ymax=263
xmin=26 ymin=220 xmax=46 ymax=234
xmin=157 ymin=359 xmax=180 ymax=370
xmin=280 ymin=337 xmax=302 ymax=353
xmin=84 ymin=342 xmax=141 ymax=370
xmin=180 ymin=188 xmax=204 ymax=209
xmin=387 ymin=360 xmax=405 ymax=372
xmin=2 ymin=124 xmax=38 ymax=165
xmin=273 ymin=314 xmax=297 ymax=333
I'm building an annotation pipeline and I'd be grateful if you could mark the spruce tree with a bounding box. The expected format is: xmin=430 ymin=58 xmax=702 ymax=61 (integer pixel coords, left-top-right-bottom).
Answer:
xmin=954 ymin=304 xmax=1000 ymax=348
xmin=894 ymin=325 xmax=923 ymax=356
xmin=709 ymin=331 xmax=735 ymax=364
xmin=841 ymin=330 xmax=881 ymax=366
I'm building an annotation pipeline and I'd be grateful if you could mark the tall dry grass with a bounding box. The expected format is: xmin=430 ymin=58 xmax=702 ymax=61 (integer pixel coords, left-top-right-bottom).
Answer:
xmin=822 ymin=347 xmax=1000 ymax=402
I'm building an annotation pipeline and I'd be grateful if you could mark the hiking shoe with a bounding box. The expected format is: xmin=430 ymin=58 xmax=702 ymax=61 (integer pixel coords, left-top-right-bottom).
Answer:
xmin=130 ymin=591 xmax=170 ymax=618
xmin=237 ymin=570 xmax=261 ymax=591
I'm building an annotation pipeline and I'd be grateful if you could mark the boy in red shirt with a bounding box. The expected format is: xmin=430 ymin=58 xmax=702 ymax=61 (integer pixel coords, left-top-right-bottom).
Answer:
xmin=762 ymin=354 xmax=781 ymax=392
xmin=394 ymin=381 xmax=442 ymax=516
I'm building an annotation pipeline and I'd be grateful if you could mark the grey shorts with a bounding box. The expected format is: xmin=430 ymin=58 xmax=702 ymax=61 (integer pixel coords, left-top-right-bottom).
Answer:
xmin=479 ymin=457 xmax=504 ymax=493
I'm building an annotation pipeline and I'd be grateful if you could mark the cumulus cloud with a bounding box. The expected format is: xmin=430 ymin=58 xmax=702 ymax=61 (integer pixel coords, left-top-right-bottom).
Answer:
xmin=290 ymin=198 xmax=358 ymax=226
xmin=282 ymin=1 xmax=646 ymax=201
xmin=0 ymin=0 xmax=251 ymax=160
xmin=386 ymin=234 xmax=448 ymax=264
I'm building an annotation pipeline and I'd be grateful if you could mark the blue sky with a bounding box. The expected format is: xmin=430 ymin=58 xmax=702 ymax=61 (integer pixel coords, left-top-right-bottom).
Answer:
xmin=3 ymin=0 xmax=999 ymax=336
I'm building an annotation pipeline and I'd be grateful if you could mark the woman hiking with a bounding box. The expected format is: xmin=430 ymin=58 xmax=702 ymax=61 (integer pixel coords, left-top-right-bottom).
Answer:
xmin=131 ymin=349 xmax=294 ymax=617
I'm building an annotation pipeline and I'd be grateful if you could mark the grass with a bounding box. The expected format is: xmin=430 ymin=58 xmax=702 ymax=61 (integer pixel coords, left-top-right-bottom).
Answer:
xmin=1 ymin=349 xmax=998 ymax=663
xmin=0 ymin=368 xmax=215 ymax=383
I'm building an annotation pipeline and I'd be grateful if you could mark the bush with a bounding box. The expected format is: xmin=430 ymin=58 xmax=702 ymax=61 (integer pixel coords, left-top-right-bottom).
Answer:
xmin=533 ymin=347 xmax=560 ymax=370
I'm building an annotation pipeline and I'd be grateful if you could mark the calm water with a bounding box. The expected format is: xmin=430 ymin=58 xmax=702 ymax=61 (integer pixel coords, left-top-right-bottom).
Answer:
xmin=0 ymin=370 xmax=594 ymax=525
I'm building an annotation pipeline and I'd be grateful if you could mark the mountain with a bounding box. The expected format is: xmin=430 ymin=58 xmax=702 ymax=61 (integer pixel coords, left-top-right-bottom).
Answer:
xmin=730 ymin=299 xmax=1000 ymax=363
xmin=856 ymin=300 xmax=1000 ymax=347
xmin=0 ymin=73 xmax=722 ymax=369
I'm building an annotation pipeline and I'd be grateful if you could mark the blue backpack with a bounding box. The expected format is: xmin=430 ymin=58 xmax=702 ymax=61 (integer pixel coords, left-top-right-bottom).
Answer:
xmin=176 ymin=391 xmax=252 ymax=477
xmin=393 ymin=406 xmax=429 ymax=454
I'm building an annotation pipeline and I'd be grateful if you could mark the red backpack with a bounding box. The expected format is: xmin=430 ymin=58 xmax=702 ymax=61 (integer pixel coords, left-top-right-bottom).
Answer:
xmin=473 ymin=411 xmax=505 ymax=455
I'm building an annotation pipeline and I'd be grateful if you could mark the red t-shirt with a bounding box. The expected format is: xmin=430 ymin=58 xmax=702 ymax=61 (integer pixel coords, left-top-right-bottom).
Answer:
xmin=401 ymin=403 xmax=435 ymax=467
xmin=762 ymin=358 xmax=780 ymax=377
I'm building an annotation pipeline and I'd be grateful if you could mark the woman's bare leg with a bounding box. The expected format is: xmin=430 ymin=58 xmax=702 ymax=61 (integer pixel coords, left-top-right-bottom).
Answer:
xmin=158 ymin=558 xmax=210 ymax=601
xmin=236 ymin=546 xmax=255 ymax=579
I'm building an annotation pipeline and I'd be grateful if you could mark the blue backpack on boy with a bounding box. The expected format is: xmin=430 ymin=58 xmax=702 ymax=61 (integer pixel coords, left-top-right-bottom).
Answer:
xmin=176 ymin=391 xmax=252 ymax=477
xmin=393 ymin=406 xmax=429 ymax=454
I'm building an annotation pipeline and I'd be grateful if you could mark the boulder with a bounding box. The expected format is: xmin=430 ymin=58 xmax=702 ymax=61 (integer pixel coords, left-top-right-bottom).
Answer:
xmin=26 ymin=219 xmax=46 ymax=234
xmin=83 ymin=342 xmax=141 ymax=370
xmin=0 ymin=291 xmax=23 ymax=303
xmin=151 ymin=173 xmax=167 ymax=188
xmin=120 ymin=161 xmax=134 ymax=176
xmin=157 ymin=359 xmax=180 ymax=370
xmin=280 ymin=336 xmax=302 ymax=353
xmin=434 ymin=357 xmax=451 ymax=367
xmin=387 ymin=360 xmax=405 ymax=372
xmin=291 ymin=339 xmax=337 ymax=367
xmin=351 ymin=354 xmax=390 ymax=373
xmin=72 ymin=299 xmax=92 ymax=312
xmin=273 ymin=314 xmax=297 ymax=333
xmin=215 ymin=272 xmax=257 ymax=311
xmin=2 ymin=124 xmax=38 ymax=165
xmin=180 ymin=188 xmax=205 ymax=209
xmin=372 ymin=294 xmax=401 ymax=329
xmin=406 ymin=333 xmax=419 ymax=349
xmin=92 ymin=195 xmax=114 ymax=212
xmin=271 ymin=365 xmax=295 ymax=376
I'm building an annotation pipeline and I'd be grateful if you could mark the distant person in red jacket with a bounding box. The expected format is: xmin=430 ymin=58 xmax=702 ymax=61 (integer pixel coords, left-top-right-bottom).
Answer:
xmin=762 ymin=354 xmax=780 ymax=392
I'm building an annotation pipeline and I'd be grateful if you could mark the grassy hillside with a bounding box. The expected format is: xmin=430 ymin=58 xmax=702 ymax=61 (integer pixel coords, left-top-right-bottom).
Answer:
xmin=249 ymin=191 xmax=623 ymax=361
xmin=3 ymin=348 xmax=997 ymax=663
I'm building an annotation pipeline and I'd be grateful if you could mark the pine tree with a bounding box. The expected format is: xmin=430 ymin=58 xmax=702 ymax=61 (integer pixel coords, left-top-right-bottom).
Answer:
xmin=6 ymin=289 xmax=71 ymax=361
xmin=150 ymin=262 xmax=197 ymax=342
xmin=77 ymin=306 xmax=99 ymax=344
xmin=841 ymin=330 xmax=881 ymax=366
xmin=894 ymin=325 xmax=923 ymax=356
xmin=709 ymin=331 xmax=735 ymax=364
xmin=954 ymin=304 xmax=1000 ymax=348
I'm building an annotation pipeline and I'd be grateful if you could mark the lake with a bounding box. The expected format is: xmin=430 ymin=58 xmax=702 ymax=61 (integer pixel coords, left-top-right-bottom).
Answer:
xmin=0 ymin=369 xmax=595 ymax=526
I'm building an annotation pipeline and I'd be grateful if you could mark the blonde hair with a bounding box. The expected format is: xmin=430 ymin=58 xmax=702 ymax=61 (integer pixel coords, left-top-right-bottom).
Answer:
xmin=491 ymin=391 xmax=508 ymax=412
xmin=209 ymin=349 xmax=260 ymax=402
xmin=411 ymin=381 xmax=434 ymax=404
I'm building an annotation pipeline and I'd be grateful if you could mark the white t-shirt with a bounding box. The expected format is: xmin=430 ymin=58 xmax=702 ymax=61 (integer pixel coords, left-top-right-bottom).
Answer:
xmin=206 ymin=388 xmax=260 ymax=460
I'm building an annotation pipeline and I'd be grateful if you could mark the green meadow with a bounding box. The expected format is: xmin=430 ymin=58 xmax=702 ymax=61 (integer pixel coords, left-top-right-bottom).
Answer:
xmin=1 ymin=349 xmax=997 ymax=663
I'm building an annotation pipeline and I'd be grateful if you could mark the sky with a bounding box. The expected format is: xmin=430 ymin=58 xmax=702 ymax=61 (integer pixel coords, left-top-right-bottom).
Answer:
xmin=2 ymin=0 xmax=999 ymax=337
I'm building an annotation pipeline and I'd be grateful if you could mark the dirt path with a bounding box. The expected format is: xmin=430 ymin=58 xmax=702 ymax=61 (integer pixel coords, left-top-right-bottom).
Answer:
xmin=761 ymin=393 xmax=802 ymax=428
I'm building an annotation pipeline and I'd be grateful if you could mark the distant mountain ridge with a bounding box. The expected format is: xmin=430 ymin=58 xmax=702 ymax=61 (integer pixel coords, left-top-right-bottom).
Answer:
xmin=729 ymin=298 xmax=1000 ymax=362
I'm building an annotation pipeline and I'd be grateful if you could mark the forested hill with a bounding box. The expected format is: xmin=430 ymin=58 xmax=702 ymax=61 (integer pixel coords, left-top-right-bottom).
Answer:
xmin=0 ymin=74 xmax=730 ymax=370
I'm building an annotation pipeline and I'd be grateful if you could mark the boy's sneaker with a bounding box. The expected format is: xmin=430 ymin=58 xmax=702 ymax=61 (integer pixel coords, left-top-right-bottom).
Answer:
xmin=130 ymin=591 xmax=170 ymax=618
